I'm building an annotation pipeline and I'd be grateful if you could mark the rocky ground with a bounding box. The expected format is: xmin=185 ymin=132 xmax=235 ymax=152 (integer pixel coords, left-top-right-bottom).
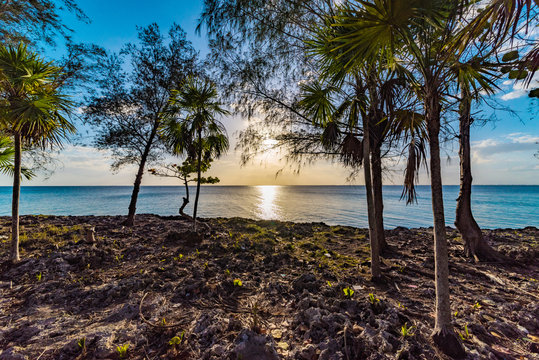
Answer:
xmin=0 ymin=215 xmax=537 ymax=360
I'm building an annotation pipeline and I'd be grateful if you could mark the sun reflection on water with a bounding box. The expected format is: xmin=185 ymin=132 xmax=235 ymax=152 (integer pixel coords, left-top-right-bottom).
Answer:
xmin=256 ymin=185 xmax=280 ymax=220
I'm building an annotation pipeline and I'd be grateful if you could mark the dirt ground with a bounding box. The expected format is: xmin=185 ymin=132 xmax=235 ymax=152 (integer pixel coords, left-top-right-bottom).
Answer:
xmin=0 ymin=214 xmax=537 ymax=359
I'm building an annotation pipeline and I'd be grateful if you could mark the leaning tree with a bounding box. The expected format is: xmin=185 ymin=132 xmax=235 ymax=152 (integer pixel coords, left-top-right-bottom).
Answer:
xmin=84 ymin=24 xmax=198 ymax=226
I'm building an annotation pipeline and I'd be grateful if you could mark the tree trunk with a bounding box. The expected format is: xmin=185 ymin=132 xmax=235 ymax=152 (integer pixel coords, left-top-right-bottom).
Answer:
xmin=10 ymin=131 xmax=21 ymax=263
xmin=426 ymin=91 xmax=465 ymax=359
xmin=363 ymin=116 xmax=381 ymax=281
xmin=192 ymin=129 xmax=203 ymax=228
xmin=179 ymin=177 xmax=192 ymax=219
xmin=455 ymin=91 xmax=502 ymax=262
xmin=123 ymin=124 xmax=158 ymax=227
xmin=370 ymin=142 xmax=387 ymax=252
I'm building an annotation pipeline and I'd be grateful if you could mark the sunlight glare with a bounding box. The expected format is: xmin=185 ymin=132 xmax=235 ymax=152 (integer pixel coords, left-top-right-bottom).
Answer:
xmin=256 ymin=185 xmax=280 ymax=220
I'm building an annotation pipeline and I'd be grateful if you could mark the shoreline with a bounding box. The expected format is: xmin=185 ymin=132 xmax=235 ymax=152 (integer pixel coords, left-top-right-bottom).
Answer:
xmin=1 ymin=214 xmax=537 ymax=232
xmin=1 ymin=215 xmax=538 ymax=359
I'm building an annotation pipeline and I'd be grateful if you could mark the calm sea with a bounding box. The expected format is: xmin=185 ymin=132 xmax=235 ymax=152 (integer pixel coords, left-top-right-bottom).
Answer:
xmin=0 ymin=185 xmax=537 ymax=229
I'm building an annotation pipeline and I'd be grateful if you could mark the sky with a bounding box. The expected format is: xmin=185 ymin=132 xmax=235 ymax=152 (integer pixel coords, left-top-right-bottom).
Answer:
xmin=1 ymin=0 xmax=537 ymax=186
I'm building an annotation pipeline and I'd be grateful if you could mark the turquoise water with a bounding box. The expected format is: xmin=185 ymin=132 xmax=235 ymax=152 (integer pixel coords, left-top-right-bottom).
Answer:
xmin=0 ymin=185 xmax=537 ymax=229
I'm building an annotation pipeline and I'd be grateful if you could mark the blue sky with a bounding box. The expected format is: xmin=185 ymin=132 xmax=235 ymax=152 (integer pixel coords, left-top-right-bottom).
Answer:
xmin=1 ymin=0 xmax=537 ymax=186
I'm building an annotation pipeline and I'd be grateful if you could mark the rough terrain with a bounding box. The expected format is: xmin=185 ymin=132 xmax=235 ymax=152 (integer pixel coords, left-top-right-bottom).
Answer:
xmin=0 ymin=215 xmax=537 ymax=359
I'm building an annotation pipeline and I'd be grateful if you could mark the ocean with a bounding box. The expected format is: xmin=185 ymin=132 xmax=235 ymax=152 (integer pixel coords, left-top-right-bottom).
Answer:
xmin=0 ymin=185 xmax=537 ymax=229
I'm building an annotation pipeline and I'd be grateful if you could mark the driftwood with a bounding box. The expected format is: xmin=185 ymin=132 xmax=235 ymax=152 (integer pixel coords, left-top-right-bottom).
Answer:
xmin=84 ymin=226 xmax=95 ymax=243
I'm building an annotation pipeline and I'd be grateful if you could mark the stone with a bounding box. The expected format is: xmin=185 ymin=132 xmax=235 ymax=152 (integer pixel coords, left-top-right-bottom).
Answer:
xmin=298 ymin=344 xmax=316 ymax=360
xmin=0 ymin=348 xmax=27 ymax=360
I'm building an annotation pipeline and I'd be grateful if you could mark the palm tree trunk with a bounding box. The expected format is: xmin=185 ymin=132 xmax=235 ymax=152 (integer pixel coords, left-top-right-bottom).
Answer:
xmin=426 ymin=91 xmax=465 ymax=359
xmin=370 ymin=142 xmax=387 ymax=251
xmin=363 ymin=116 xmax=381 ymax=281
xmin=10 ymin=131 xmax=22 ymax=263
xmin=455 ymin=91 xmax=502 ymax=262
xmin=123 ymin=124 xmax=158 ymax=227
xmin=193 ymin=128 xmax=203 ymax=227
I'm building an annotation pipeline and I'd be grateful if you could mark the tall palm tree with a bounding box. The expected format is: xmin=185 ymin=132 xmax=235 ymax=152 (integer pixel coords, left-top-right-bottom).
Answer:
xmin=307 ymin=1 xmax=477 ymax=357
xmin=161 ymin=77 xmax=229 ymax=228
xmin=299 ymin=75 xmax=384 ymax=279
xmin=0 ymin=43 xmax=75 ymax=263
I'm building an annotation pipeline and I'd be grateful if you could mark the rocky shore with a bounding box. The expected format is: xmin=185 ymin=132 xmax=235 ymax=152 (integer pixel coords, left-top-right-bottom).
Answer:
xmin=0 ymin=215 xmax=537 ymax=359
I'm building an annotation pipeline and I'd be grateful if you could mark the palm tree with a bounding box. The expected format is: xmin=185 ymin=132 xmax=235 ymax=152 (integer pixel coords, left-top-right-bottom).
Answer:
xmin=0 ymin=135 xmax=34 ymax=179
xmin=0 ymin=43 xmax=75 ymax=263
xmin=451 ymin=60 xmax=507 ymax=261
xmin=307 ymin=1 xmax=476 ymax=356
xmin=161 ymin=77 xmax=229 ymax=228
xmin=299 ymin=75 xmax=384 ymax=279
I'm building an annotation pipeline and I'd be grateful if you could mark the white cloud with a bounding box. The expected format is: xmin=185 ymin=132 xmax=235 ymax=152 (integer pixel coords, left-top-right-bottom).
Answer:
xmin=472 ymin=134 xmax=539 ymax=164
xmin=500 ymin=72 xmax=539 ymax=101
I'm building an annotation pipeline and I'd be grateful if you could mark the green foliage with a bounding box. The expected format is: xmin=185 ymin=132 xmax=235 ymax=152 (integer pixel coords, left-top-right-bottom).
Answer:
xmin=233 ymin=278 xmax=243 ymax=287
xmin=169 ymin=331 xmax=185 ymax=347
xmin=149 ymin=158 xmax=219 ymax=185
xmin=368 ymin=293 xmax=380 ymax=305
xmin=160 ymin=76 xmax=229 ymax=220
xmin=35 ymin=272 xmax=42 ymax=282
xmin=0 ymin=0 xmax=87 ymax=46
xmin=83 ymin=23 xmax=197 ymax=181
xmin=400 ymin=322 xmax=415 ymax=337
xmin=0 ymin=136 xmax=34 ymax=180
xmin=77 ymin=337 xmax=86 ymax=352
xmin=458 ymin=324 xmax=472 ymax=341
xmin=508 ymin=69 xmax=528 ymax=80
xmin=502 ymin=51 xmax=519 ymax=62
xmin=116 ymin=344 xmax=129 ymax=358
xmin=343 ymin=287 xmax=354 ymax=298
xmin=0 ymin=43 xmax=76 ymax=147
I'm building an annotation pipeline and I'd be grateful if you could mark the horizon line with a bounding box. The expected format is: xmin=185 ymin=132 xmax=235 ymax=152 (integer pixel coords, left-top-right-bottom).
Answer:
xmin=1 ymin=184 xmax=538 ymax=187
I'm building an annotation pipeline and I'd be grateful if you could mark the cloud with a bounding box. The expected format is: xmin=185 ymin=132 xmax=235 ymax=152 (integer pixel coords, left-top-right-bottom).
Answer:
xmin=500 ymin=72 xmax=539 ymax=101
xmin=472 ymin=134 xmax=539 ymax=163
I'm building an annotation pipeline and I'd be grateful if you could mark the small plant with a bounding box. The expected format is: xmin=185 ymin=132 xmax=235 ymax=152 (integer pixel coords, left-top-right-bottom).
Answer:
xmin=458 ymin=324 xmax=472 ymax=340
xmin=454 ymin=311 xmax=459 ymax=317
xmin=472 ymin=302 xmax=482 ymax=310
xmin=161 ymin=317 xmax=167 ymax=326
xmin=327 ymin=280 xmax=332 ymax=287
xmin=169 ymin=331 xmax=185 ymax=348
xmin=77 ymin=337 xmax=86 ymax=352
xmin=397 ymin=302 xmax=406 ymax=309
xmin=343 ymin=287 xmax=354 ymax=298
xmin=35 ymin=272 xmax=42 ymax=282
xmin=173 ymin=254 xmax=184 ymax=261
xmin=115 ymin=254 xmax=124 ymax=263
xmin=368 ymin=293 xmax=380 ymax=304
xmin=400 ymin=322 xmax=415 ymax=337
xmin=116 ymin=344 xmax=129 ymax=358
xmin=224 ymin=269 xmax=230 ymax=276
xmin=233 ymin=279 xmax=243 ymax=287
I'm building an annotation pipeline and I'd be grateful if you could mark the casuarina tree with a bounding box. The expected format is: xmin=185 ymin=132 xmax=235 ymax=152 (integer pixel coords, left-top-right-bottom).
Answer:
xmin=83 ymin=24 xmax=197 ymax=226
